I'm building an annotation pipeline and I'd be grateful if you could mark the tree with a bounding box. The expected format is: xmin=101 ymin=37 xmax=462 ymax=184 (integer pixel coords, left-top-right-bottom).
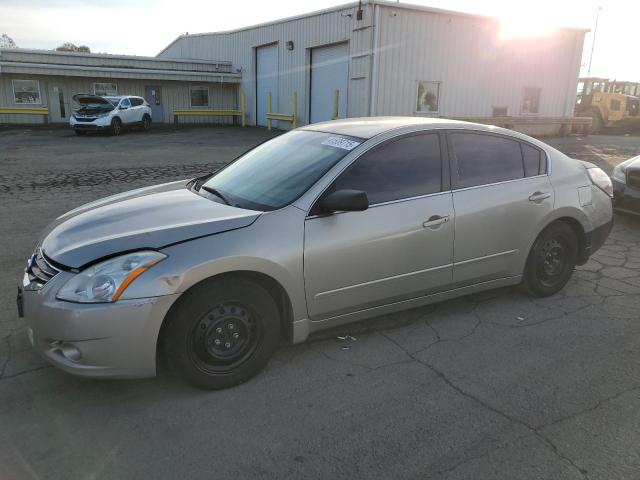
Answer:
xmin=55 ymin=42 xmax=91 ymax=53
xmin=0 ymin=34 xmax=17 ymax=49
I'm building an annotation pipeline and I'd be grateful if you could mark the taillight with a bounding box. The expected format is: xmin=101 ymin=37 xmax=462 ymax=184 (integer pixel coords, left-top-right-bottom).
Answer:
xmin=587 ymin=167 xmax=613 ymax=197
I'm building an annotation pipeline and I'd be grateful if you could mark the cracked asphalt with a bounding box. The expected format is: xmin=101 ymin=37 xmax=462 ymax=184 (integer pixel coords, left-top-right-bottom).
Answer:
xmin=1 ymin=126 xmax=639 ymax=480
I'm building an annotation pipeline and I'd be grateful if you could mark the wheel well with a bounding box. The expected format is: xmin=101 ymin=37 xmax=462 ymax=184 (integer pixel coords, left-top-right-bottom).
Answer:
xmin=143 ymin=113 xmax=151 ymax=120
xmin=552 ymin=217 xmax=587 ymax=264
xmin=156 ymin=271 xmax=294 ymax=366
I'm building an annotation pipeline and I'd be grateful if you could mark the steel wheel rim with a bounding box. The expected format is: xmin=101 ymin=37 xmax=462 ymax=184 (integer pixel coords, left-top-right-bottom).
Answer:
xmin=536 ymin=237 xmax=568 ymax=288
xmin=188 ymin=302 xmax=261 ymax=374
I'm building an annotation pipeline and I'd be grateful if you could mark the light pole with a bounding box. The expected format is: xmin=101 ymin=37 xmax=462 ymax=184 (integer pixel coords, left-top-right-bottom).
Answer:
xmin=587 ymin=6 xmax=602 ymax=76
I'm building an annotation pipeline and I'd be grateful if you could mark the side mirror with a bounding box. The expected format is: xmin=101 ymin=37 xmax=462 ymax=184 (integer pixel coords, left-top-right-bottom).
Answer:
xmin=319 ymin=189 xmax=369 ymax=213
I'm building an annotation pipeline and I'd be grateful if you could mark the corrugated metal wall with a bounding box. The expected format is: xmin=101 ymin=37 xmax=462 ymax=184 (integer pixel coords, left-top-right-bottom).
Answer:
xmin=160 ymin=3 xmax=585 ymax=134
xmin=373 ymin=5 xmax=585 ymax=130
xmin=0 ymin=74 xmax=237 ymax=125
xmin=159 ymin=4 xmax=376 ymax=127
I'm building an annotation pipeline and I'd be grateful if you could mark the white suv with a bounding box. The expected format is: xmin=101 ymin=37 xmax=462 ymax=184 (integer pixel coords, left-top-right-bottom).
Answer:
xmin=70 ymin=94 xmax=152 ymax=135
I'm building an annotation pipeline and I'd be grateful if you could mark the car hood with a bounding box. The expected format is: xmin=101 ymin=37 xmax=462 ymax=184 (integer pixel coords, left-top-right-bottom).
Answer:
xmin=73 ymin=94 xmax=114 ymax=106
xmin=40 ymin=180 xmax=261 ymax=269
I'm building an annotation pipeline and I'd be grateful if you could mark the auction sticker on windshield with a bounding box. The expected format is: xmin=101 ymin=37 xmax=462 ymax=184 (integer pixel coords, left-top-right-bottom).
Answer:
xmin=321 ymin=136 xmax=361 ymax=151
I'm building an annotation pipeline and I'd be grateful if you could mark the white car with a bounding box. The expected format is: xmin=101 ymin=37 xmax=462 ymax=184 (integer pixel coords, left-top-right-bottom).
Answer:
xmin=70 ymin=94 xmax=152 ymax=135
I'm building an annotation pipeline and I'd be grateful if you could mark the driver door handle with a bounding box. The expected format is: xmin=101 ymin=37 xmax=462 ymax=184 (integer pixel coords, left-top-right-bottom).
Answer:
xmin=529 ymin=191 xmax=551 ymax=202
xmin=423 ymin=215 xmax=449 ymax=228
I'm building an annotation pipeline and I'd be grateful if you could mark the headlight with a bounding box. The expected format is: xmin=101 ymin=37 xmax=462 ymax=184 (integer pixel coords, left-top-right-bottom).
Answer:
xmin=612 ymin=158 xmax=634 ymax=184
xmin=56 ymin=251 xmax=166 ymax=303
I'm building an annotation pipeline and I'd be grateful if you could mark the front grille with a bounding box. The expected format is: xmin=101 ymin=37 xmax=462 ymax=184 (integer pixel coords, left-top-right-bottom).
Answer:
xmin=74 ymin=116 xmax=96 ymax=123
xmin=26 ymin=248 xmax=60 ymax=287
xmin=628 ymin=170 xmax=640 ymax=189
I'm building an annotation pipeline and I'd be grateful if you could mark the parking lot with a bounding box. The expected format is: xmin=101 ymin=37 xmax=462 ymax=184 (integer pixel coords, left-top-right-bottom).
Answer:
xmin=1 ymin=126 xmax=639 ymax=479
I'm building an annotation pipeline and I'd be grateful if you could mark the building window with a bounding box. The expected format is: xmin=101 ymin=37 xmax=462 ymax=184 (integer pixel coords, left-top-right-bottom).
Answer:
xmin=190 ymin=86 xmax=209 ymax=107
xmin=93 ymin=83 xmax=118 ymax=96
xmin=522 ymin=87 xmax=541 ymax=114
xmin=12 ymin=80 xmax=41 ymax=104
xmin=416 ymin=81 xmax=440 ymax=113
xmin=492 ymin=106 xmax=508 ymax=117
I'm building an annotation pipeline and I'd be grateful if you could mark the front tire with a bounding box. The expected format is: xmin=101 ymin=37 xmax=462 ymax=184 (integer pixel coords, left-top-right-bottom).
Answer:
xmin=110 ymin=117 xmax=122 ymax=136
xmin=163 ymin=277 xmax=282 ymax=390
xmin=142 ymin=114 xmax=151 ymax=132
xmin=523 ymin=222 xmax=578 ymax=297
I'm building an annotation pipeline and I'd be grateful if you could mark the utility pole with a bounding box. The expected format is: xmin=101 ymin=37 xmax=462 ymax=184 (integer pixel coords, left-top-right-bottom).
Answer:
xmin=587 ymin=6 xmax=602 ymax=76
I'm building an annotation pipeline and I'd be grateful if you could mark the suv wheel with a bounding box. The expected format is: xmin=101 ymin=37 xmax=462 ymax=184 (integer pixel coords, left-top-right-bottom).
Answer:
xmin=111 ymin=117 xmax=122 ymax=136
xmin=163 ymin=277 xmax=282 ymax=390
xmin=523 ymin=221 xmax=578 ymax=297
xmin=142 ymin=114 xmax=151 ymax=132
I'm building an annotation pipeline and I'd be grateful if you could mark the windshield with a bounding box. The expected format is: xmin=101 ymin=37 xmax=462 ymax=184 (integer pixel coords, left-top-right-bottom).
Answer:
xmin=202 ymin=130 xmax=362 ymax=211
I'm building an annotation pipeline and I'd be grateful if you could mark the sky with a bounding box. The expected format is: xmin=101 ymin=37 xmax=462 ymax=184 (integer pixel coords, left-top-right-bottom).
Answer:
xmin=0 ymin=0 xmax=637 ymax=80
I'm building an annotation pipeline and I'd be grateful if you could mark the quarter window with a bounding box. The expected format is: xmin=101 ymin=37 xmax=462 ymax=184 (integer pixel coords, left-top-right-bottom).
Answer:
xmin=93 ymin=82 xmax=118 ymax=96
xmin=522 ymin=87 xmax=541 ymax=114
xmin=332 ymin=133 xmax=442 ymax=205
xmin=130 ymin=97 xmax=144 ymax=106
xmin=190 ymin=86 xmax=209 ymax=107
xmin=450 ymin=133 xmax=524 ymax=188
xmin=12 ymin=80 xmax=41 ymax=104
xmin=416 ymin=81 xmax=440 ymax=113
xmin=522 ymin=143 xmax=547 ymax=176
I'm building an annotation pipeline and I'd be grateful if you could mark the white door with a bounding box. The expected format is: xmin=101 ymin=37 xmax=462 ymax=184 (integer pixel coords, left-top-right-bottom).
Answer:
xmin=48 ymin=85 xmax=70 ymax=123
xmin=310 ymin=43 xmax=349 ymax=124
xmin=256 ymin=44 xmax=278 ymax=127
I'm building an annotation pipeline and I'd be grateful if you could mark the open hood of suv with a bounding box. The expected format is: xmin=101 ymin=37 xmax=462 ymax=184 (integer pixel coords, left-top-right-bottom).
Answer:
xmin=73 ymin=94 xmax=114 ymax=106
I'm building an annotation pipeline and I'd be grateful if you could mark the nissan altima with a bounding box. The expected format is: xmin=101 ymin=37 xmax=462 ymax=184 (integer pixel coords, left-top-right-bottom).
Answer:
xmin=18 ymin=117 xmax=614 ymax=389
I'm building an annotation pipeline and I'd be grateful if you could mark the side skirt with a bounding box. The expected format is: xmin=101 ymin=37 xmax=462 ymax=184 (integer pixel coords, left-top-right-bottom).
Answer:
xmin=291 ymin=275 xmax=522 ymax=343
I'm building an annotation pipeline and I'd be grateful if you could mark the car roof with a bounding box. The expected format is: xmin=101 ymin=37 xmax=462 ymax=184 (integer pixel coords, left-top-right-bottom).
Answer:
xmin=300 ymin=116 xmax=492 ymax=139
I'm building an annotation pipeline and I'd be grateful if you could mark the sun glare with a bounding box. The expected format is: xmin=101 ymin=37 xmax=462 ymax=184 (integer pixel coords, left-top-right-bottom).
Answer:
xmin=497 ymin=10 xmax=555 ymax=40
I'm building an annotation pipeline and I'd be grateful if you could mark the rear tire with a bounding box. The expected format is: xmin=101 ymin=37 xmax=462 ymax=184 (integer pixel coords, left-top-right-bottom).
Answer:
xmin=142 ymin=114 xmax=151 ymax=132
xmin=523 ymin=222 xmax=578 ymax=297
xmin=110 ymin=117 xmax=122 ymax=136
xmin=163 ymin=277 xmax=282 ymax=390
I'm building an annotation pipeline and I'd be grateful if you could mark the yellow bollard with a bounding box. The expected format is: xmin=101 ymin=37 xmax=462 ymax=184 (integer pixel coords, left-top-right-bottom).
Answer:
xmin=291 ymin=92 xmax=298 ymax=129
xmin=267 ymin=92 xmax=272 ymax=131
xmin=332 ymin=90 xmax=340 ymax=120
xmin=241 ymin=92 xmax=246 ymax=127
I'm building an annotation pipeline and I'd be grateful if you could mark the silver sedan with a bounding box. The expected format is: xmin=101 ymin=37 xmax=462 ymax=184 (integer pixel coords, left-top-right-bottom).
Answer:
xmin=18 ymin=118 xmax=614 ymax=389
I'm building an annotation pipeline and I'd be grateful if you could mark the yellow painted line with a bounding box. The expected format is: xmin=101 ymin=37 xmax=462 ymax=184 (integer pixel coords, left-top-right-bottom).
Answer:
xmin=0 ymin=107 xmax=49 ymax=115
xmin=174 ymin=110 xmax=242 ymax=116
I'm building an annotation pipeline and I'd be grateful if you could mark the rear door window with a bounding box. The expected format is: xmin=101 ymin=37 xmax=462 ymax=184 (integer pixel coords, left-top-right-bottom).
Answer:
xmin=449 ymin=132 xmax=524 ymax=188
xmin=331 ymin=133 xmax=443 ymax=205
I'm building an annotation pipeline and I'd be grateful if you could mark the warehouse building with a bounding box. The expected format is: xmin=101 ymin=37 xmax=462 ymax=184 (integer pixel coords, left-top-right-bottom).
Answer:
xmin=159 ymin=0 xmax=587 ymax=135
xmin=1 ymin=1 xmax=586 ymax=134
xmin=0 ymin=48 xmax=240 ymax=125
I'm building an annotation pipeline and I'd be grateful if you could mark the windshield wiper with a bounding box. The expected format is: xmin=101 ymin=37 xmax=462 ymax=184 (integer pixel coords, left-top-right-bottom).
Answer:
xmin=200 ymin=185 xmax=231 ymax=206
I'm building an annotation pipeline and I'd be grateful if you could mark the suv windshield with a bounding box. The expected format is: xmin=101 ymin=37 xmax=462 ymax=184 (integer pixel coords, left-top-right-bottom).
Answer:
xmin=201 ymin=130 xmax=362 ymax=211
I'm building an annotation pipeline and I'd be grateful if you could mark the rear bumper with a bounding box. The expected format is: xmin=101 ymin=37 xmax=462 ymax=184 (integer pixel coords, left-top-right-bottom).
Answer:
xmin=579 ymin=217 xmax=613 ymax=264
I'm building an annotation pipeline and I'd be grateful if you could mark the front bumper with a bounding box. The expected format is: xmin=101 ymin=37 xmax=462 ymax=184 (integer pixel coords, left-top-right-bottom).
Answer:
xmin=613 ymin=179 xmax=640 ymax=215
xmin=20 ymin=272 xmax=178 ymax=379
xmin=69 ymin=116 xmax=111 ymax=130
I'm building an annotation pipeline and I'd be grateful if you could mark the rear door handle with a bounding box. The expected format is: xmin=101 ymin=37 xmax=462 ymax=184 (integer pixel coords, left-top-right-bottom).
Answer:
xmin=528 ymin=191 xmax=551 ymax=202
xmin=423 ymin=215 xmax=449 ymax=228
